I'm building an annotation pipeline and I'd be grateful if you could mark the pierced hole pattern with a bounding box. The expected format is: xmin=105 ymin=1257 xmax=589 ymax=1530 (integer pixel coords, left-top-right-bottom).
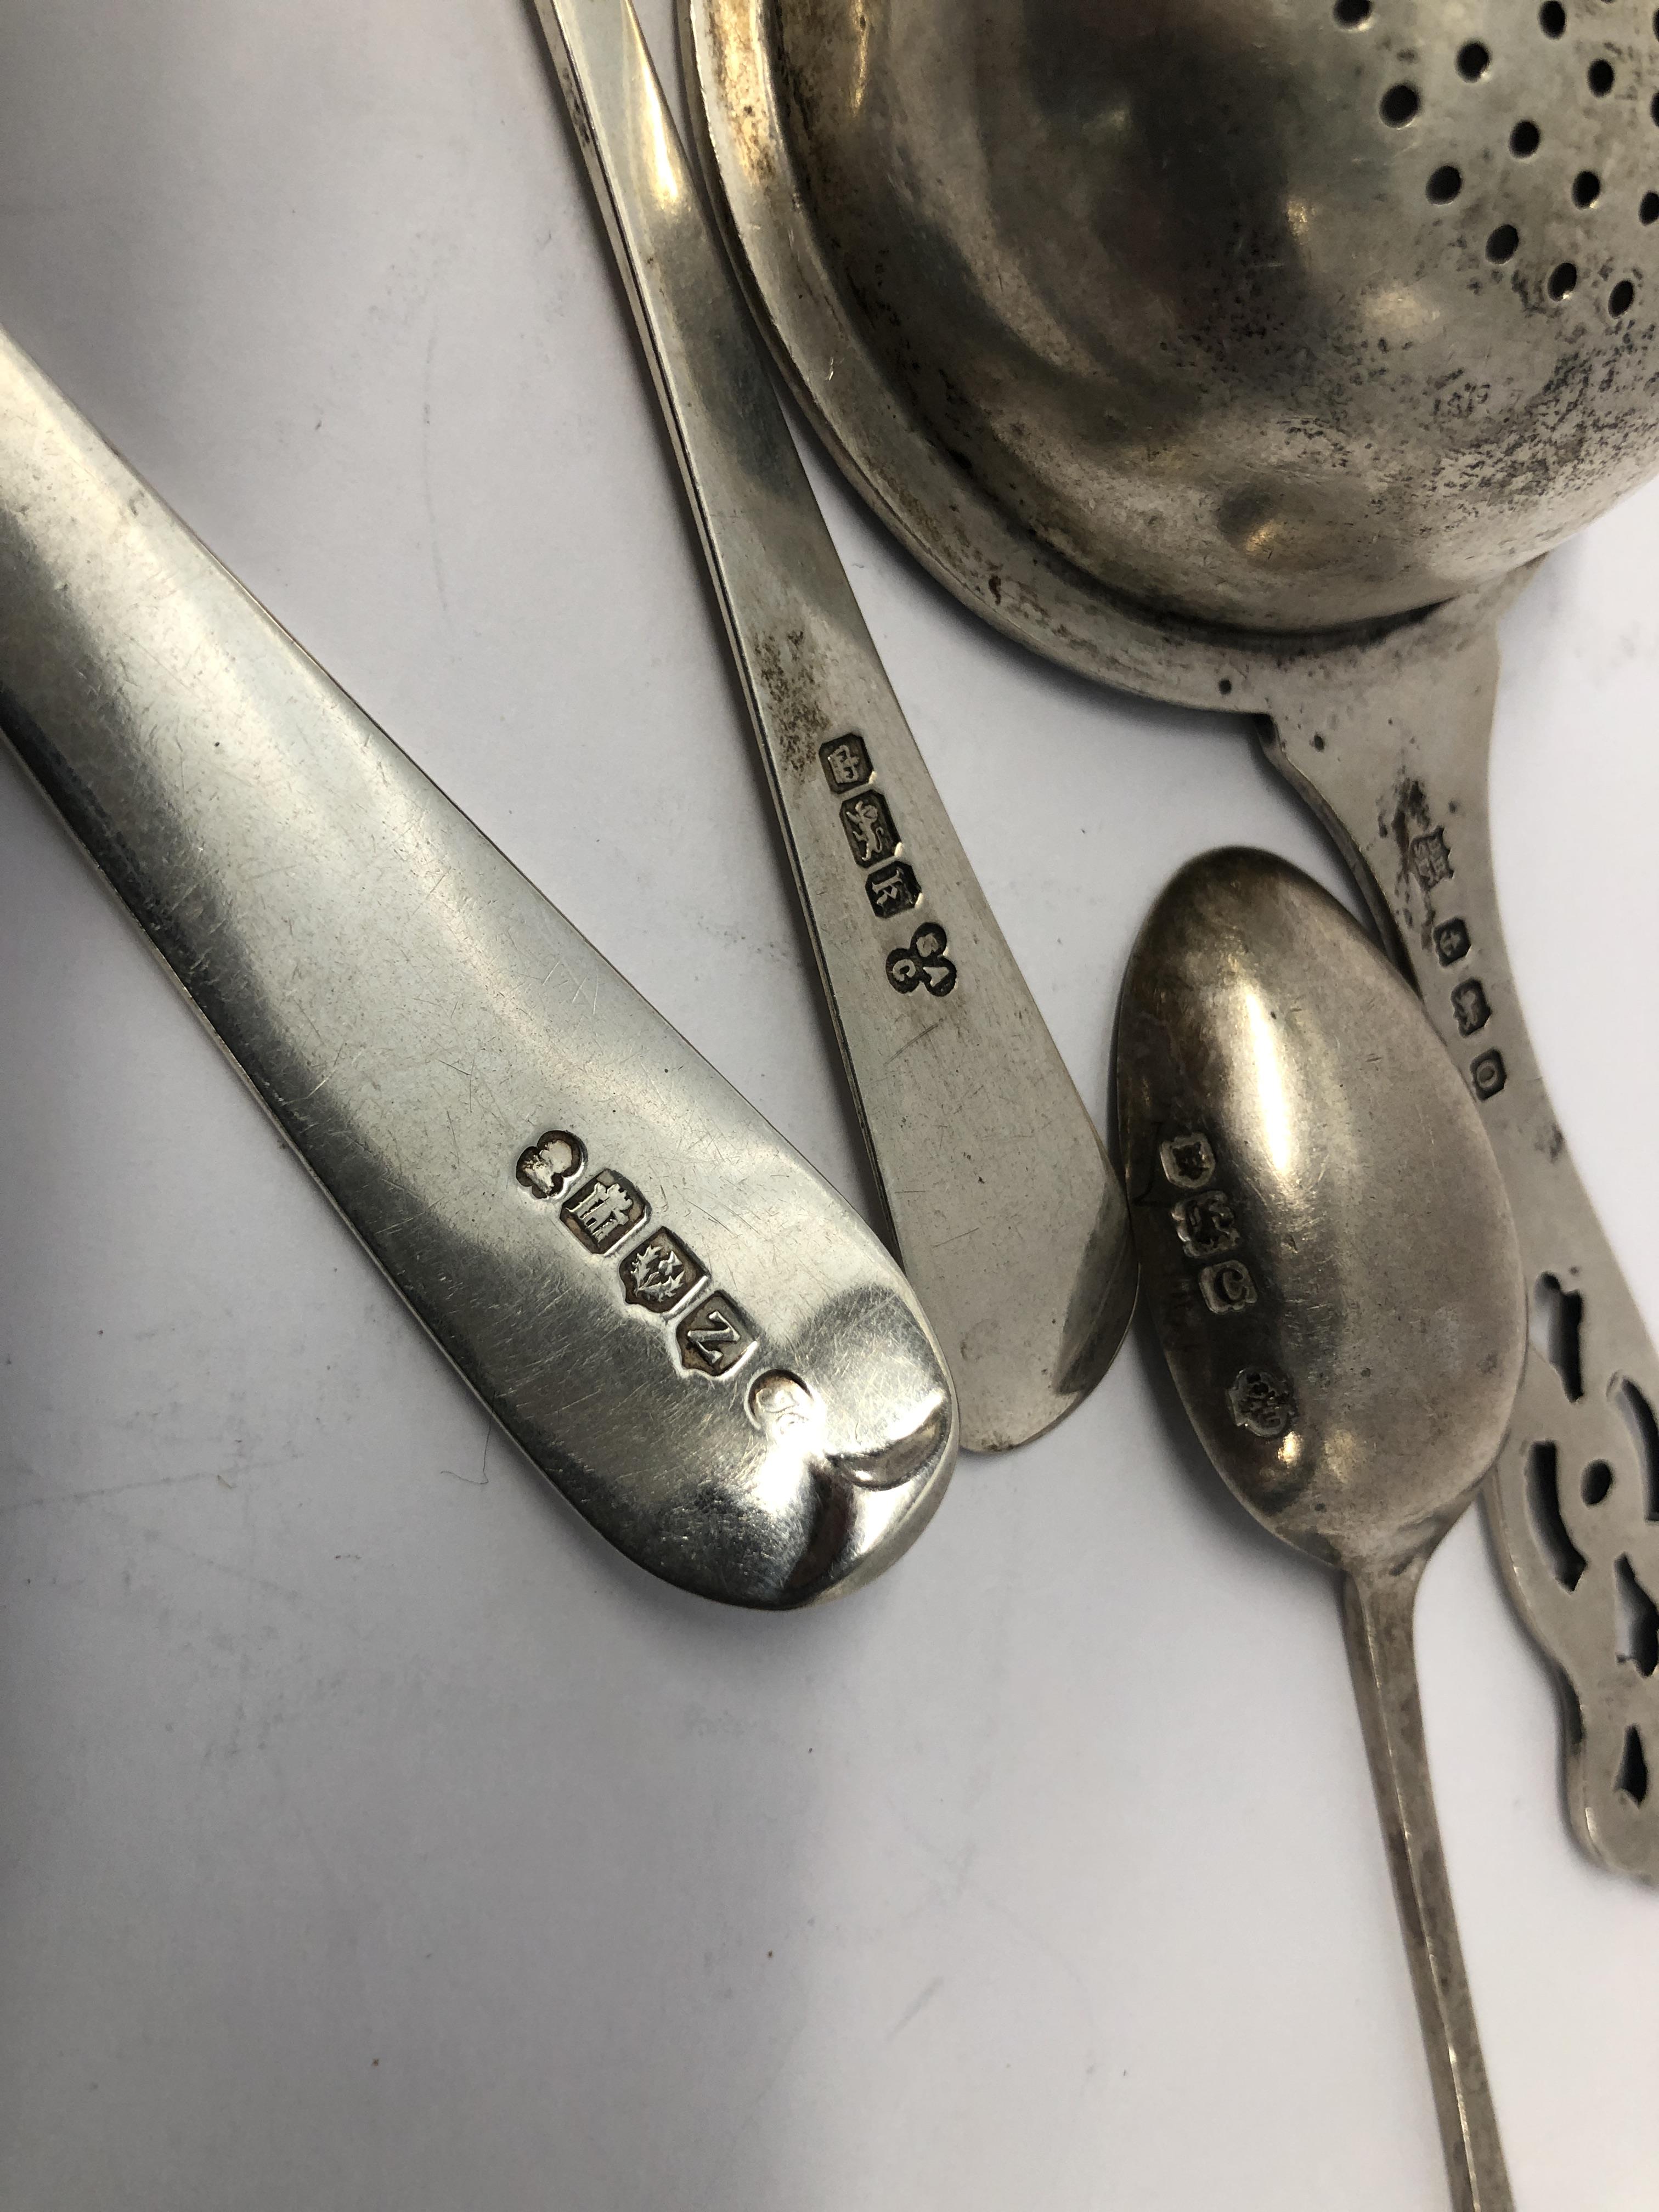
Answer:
xmin=1534 ymin=1274 xmax=1585 ymax=1402
xmin=1523 ymin=1362 xmax=1659 ymax=1846
xmin=1341 ymin=9 xmax=1656 ymax=315
xmin=1527 ymin=1441 xmax=1588 ymax=1592
xmin=1617 ymin=1726 xmax=1650 ymax=1806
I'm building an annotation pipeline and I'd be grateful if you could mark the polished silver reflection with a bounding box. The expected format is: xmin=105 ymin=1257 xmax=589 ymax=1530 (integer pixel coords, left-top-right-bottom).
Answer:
xmin=686 ymin=0 xmax=1659 ymax=1874
xmin=529 ymin=0 xmax=1136 ymax=1453
xmin=0 ymin=325 xmax=956 ymax=1609
xmin=1120 ymin=850 xmax=1526 ymax=2212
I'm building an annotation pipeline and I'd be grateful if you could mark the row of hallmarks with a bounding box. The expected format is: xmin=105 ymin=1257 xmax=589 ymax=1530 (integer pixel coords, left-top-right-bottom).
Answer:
xmin=1407 ymin=827 xmax=1506 ymax=1103
xmin=516 ymin=1129 xmax=756 ymax=1379
xmin=819 ymin=733 xmax=958 ymax=997
xmin=1159 ymin=1129 xmax=1296 ymax=1441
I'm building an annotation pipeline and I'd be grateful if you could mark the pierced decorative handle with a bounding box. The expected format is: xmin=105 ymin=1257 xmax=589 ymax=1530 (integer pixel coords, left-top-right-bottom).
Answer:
xmin=1344 ymin=1561 xmax=1514 ymax=2212
xmin=1263 ymin=628 xmax=1659 ymax=1880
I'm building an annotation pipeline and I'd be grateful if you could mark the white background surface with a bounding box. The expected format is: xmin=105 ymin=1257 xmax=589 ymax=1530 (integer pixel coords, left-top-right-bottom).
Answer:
xmin=1 ymin=4 xmax=1657 ymax=2207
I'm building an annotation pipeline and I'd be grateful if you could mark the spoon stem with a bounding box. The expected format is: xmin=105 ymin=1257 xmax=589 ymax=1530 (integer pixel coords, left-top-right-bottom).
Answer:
xmin=1342 ymin=1561 xmax=1514 ymax=2212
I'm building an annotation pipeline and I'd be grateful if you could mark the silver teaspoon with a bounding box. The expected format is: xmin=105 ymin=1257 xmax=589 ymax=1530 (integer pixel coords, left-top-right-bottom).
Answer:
xmin=1118 ymin=849 xmax=1526 ymax=2212
xmin=527 ymin=0 xmax=1136 ymax=1451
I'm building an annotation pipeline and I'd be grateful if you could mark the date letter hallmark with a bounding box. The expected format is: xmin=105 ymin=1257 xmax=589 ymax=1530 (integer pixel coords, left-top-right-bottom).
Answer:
xmin=1470 ymin=1049 xmax=1508 ymax=1101
xmin=678 ymin=1293 xmax=758 ymax=1379
xmin=886 ymin=923 xmax=957 ymax=997
xmin=866 ymin=860 xmax=921 ymax=919
xmin=1201 ymin=1260 xmax=1257 ymax=1314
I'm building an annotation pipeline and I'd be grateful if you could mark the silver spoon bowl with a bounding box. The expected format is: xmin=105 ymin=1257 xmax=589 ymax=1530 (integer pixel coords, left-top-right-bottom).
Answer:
xmin=1119 ymin=846 xmax=1526 ymax=2212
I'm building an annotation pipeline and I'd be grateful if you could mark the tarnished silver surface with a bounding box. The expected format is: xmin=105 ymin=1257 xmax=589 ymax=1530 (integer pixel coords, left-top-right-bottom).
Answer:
xmin=0 ymin=323 xmax=957 ymax=1609
xmin=1120 ymin=849 xmax=1526 ymax=2212
xmin=529 ymin=0 xmax=1136 ymax=1453
xmin=687 ymin=0 xmax=1659 ymax=1872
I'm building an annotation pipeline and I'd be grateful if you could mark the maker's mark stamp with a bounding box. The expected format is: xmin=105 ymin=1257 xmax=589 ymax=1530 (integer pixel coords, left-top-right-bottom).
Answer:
xmin=886 ymin=922 xmax=957 ymax=997
xmin=517 ymin=1129 xmax=585 ymax=1201
xmin=1409 ymin=827 xmax=1453 ymax=890
xmin=747 ymin=1370 xmax=817 ymax=1437
xmin=1228 ymin=1365 xmax=1296 ymax=1438
xmin=1160 ymin=1132 xmax=1216 ymax=1190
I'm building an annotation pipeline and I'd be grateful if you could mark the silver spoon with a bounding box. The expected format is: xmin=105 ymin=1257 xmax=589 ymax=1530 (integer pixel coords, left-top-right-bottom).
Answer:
xmin=0 ymin=323 xmax=956 ymax=1608
xmin=685 ymin=0 xmax=1659 ymax=1874
xmin=524 ymin=0 xmax=1137 ymax=1453
xmin=1118 ymin=848 xmax=1526 ymax=2212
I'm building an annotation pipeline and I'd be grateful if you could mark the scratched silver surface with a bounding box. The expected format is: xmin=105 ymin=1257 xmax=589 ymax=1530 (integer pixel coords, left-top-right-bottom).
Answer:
xmin=0 ymin=325 xmax=956 ymax=1609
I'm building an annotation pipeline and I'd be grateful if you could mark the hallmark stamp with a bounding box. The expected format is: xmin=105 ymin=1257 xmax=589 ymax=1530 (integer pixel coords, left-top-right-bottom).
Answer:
xmin=1452 ymin=979 xmax=1491 ymax=1037
xmin=517 ymin=1129 xmax=585 ymax=1201
xmin=1470 ymin=1049 xmax=1508 ymax=1101
xmin=1227 ymin=1365 xmax=1295 ymax=1438
xmin=866 ymin=860 xmax=922 ymax=919
xmin=677 ymin=1292 xmax=758 ymax=1378
xmin=1171 ymin=1189 xmax=1239 ymax=1260
xmin=840 ymin=791 xmax=900 ymax=868
xmin=1201 ymin=1260 xmax=1257 ymax=1314
xmin=562 ymin=1170 xmax=648 ymax=1254
xmin=886 ymin=922 xmax=957 ymax=997
xmin=1160 ymin=1132 xmax=1216 ymax=1190
xmin=1409 ymin=828 xmax=1453 ymax=889
xmin=1434 ymin=918 xmax=1471 ymax=967
xmin=747 ymin=1370 xmax=817 ymax=1436
xmin=820 ymin=733 xmax=873 ymax=793
xmin=619 ymin=1228 xmax=708 ymax=1317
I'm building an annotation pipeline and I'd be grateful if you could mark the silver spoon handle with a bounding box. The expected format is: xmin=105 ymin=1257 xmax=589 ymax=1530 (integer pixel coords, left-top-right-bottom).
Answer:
xmin=1343 ymin=1562 xmax=1514 ymax=2212
xmin=1263 ymin=626 xmax=1659 ymax=1881
xmin=0 ymin=324 xmax=956 ymax=1607
xmin=529 ymin=0 xmax=1135 ymax=1452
